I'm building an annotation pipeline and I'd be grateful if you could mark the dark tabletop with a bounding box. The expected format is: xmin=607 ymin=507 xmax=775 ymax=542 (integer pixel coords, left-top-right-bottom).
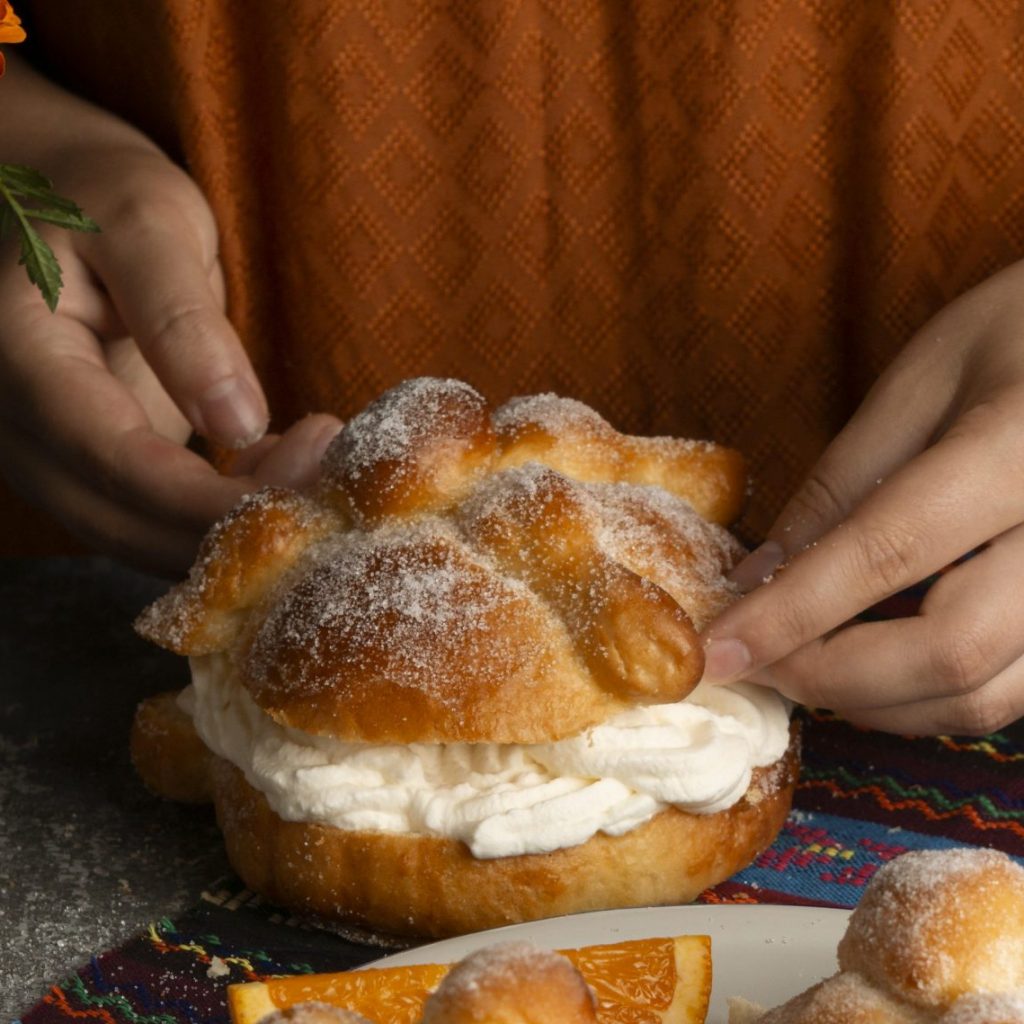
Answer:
xmin=0 ymin=557 xmax=231 ymax=1016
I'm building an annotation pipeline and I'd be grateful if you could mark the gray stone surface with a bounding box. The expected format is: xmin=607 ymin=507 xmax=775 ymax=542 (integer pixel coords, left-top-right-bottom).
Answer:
xmin=0 ymin=558 xmax=230 ymax=1018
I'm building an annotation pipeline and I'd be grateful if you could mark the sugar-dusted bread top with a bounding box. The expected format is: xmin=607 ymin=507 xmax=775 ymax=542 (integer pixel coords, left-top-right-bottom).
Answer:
xmin=420 ymin=942 xmax=597 ymax=1024
xmin=735 ymin=848 xmax=1024 ymax=1024
xmin=136 ymin=378 xmax=746 ymax=744
xmin=837 ymin=848 xmax=1024 ymax=1010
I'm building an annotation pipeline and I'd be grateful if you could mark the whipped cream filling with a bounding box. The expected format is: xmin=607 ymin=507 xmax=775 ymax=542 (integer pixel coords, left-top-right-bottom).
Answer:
xmin=184 ymin=654 xmax=790 ymax=859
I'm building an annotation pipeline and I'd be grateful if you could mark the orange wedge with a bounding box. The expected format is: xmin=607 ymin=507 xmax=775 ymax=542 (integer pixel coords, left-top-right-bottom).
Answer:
xmin=229 ymin=934 xmax=711 ymax=1024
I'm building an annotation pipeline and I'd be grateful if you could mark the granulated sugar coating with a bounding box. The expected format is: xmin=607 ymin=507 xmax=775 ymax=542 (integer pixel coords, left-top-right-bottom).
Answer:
xmin=245 ymin=523 xmax=548 ymax=715
xmin=217 ymin=375 xmax=755 ymax=742
xmin=756 ymin=971 xmax=920 ymax=1024
xmin=420 ymin=941 xmax=596 ymax=1024
xmin=588 ymin=481 xmax=743 ymax=629
xmin=942 ymin=990 xmax=1024 ymax=1023
xmin=134 ymin=486 xmax=336 ymax=654
xmin=258 ymin=1003 xmax=374 ymax=1024
xmin=433 ymin=941 xmax=558 ymax=994
xmin=744 ymin=848 xmax=1024 ymax=1024
xmin=459 ymin=463 xmax=742 ymax=629
xmin=837 ymin=848 xmax=1024 ymax=1010
xmin=327 ymin=378 xmax=484 ymax=479
xmin=493 ymin=392 xmax=613 ymax=438
xmin=493 ymin=392 xmax=714 ymax=458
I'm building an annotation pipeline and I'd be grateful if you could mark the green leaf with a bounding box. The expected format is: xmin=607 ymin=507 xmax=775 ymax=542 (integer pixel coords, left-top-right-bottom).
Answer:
xmin=0 ymin=163 xmax=53 ymax=192
xmin=23 ymin=206 xmax=100 ymax=232
xmin=16 ymin=218 xmax=63 ymax=312
xmin=0 ymin=167 xmax=98 ymax=225
xmin=6 ymin=181 xmax=83 ymax=210
xmin=0 ymin=163 xmax=100 ymax=311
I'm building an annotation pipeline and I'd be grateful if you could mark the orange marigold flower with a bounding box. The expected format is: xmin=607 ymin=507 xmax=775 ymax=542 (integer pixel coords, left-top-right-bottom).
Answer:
xmin=0 ymin=1 xmax=27 ymax=77
xmin=0 ymin=1 xmax=26 ymax=42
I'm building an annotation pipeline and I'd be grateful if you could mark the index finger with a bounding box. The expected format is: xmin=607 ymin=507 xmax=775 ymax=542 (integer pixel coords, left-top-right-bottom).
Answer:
xmin=81 ymin=193 xmax=268 ymax=449
xmin=0 ymin=300 xmax=251 ymax=532
xmin=702 ymin=396 xmax=1024 ymax=682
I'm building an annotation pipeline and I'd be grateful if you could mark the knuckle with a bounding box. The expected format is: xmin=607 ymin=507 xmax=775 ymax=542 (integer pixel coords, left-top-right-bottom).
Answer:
xmin=147 ymin=303 xmax=231 ymax=375
xmin=150 ymin=302 xmax=214 ymax=349
xmin=786 ymin=468 xmax=848 ymax=532
xmin=772 ymin=658 xmax=831 ymax=709
xmin=848 ymin=522 xmax=918 ymax=594
xmin=943 ymin=687 xmax=1013 ymax=737
xmin=104 ymin=190 xmax=184 ymax=240
xmin=929 ymin=625 xmax=992 ymax=696
xmin=103 ymin=169 xmax=216 ymax=252
xmin=762 ymin=590 xmax=820 ymax=656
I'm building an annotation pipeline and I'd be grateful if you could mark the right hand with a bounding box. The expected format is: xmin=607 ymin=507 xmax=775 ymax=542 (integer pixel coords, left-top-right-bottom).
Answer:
xmin=0 ymin=130 xmax=340 ymax=575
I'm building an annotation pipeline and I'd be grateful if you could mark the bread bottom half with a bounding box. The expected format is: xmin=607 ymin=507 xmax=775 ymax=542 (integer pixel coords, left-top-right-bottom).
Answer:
xmin=132 ymin=691 xmax=799 ymax=939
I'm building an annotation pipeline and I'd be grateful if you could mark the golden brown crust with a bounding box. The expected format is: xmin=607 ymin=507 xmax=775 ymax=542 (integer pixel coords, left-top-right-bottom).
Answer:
xmin=733 ymin=848 xmax=1024 ymax=1024
xmin=136 ymin=379 xmax=744 ymax=744
xmin=238 ymin=530 xmax=630 ymax=744
xmin=837 ymin=848 xmax=1024 ymax=1010
xmin=491 ymin=393 xmax=746 ymax=526
xmin=420 ymin=943 xmax=598 ymax=1024
xmin=459 ymin=465 xmax=704 ymax=705
xmin=320 ymin=379 xmax=497 ymax=525
xmin=130 ymin=691 xmax=213 ymax=803
xmin=131 ymin=379 xmax=779 ymax=943
xmin=209 ymin=730 xmax=799 ymax=940
xmin=135 ymin=488 xmax=341 ymax=656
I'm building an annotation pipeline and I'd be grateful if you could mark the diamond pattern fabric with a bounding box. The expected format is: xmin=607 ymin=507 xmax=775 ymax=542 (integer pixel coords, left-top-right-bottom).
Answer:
xmin=20 ymin=0 xmax=1024 ymax=540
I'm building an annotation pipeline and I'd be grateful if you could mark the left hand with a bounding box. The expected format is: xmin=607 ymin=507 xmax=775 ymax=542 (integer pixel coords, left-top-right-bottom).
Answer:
xmin=701 ymin=259 xmax=1024 ymax=736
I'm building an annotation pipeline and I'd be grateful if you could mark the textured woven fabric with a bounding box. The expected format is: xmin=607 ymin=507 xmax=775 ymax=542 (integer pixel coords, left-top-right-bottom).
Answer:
xmin=17 ymin=0 xmax=1024 ymax=541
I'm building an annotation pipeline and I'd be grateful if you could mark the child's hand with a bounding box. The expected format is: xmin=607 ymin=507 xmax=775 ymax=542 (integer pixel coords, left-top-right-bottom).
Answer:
xmin=703 ymin=259 xmax=1024 ymax=736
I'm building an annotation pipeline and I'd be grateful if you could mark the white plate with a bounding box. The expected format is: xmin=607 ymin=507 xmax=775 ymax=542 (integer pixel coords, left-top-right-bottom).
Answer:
xmin=368 ymin=905 xmax=848 ymax=1024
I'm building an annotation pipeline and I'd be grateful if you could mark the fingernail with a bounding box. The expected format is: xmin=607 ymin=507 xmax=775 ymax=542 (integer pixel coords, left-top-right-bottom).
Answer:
xmin=197 ymin=375 xmax=268 ymax=449
xmin=702 ymin=638 xmax=753 ymax=684
xmin=728 ymin=541 xmax=785 ymax=592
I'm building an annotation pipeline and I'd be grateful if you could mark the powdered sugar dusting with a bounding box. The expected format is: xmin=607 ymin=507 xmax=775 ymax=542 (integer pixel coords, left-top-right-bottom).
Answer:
xmin=135 ymin=487 xmax=325 ymax=651
xmin=426 ymin=941 xmax=589 ymax=1007
xmin=587 ymin=481 xmax=743 ymax=629
xmin=245 ymin=521 xmax=545 ymax=711
xmin=493 ymin=393 xmax=611 ymax=437
xmin=325 ymin=378 xmax=484 ymax=481
xmin=839 ymin=848 xmax=1024 ymax=1007
xmin=944 ymin=990 xmax=1024 ymax=1023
